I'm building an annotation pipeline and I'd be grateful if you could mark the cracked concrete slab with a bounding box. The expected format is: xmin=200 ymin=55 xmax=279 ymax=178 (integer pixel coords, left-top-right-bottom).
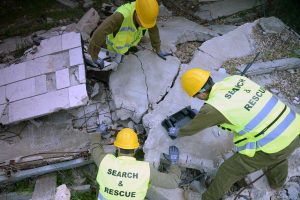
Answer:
xmin=199 ymin=21 xmax=257 ymax=62
xmin=195 ymin=0 xmax=263 ymax=21
xmin=109 ymin=50 xmax=180 ymax=123
xmin=155 ymin=17 xmax=219 ymax=51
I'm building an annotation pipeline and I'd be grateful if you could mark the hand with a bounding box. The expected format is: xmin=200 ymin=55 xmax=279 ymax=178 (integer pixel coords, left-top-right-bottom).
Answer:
xmin=94 ymin=58 xmax=105 ymax=69
xmin=163 ymin=146 xmax=179 ymax=164
xmin=157 ymin=51 xmax=172 ymax=60
xmin=97 ymin=123 xmax=109 ymax=135
xmin=168 ymin=127 xmax=179 ymax=139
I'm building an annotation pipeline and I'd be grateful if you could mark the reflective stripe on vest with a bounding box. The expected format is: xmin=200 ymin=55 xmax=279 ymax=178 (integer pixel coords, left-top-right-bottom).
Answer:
xmin=97 ymin=154 xmax=150 ymax=200
xmin=205 ymin=75 xmax=300 ymax=157
xmin=106 ymin=2 xmax=146 ymax=54
xmin=238 ymin=96 xmax=278 ymax=135
xmin=238 ymin=109 xmax=296 ymax=151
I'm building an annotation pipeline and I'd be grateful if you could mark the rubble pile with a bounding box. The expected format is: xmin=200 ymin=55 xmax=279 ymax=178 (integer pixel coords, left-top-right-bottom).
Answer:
xmin=0 ymin=1 xmax=300 ymax=200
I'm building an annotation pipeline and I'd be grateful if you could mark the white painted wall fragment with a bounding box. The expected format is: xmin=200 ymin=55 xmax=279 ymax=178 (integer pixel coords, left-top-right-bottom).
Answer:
xmin=0 ymin=32 xmax=88 ymax=125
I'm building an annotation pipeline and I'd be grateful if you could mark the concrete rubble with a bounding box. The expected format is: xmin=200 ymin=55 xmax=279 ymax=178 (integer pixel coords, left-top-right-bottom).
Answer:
xmin=75 ymin=8 xmax=100 ymax=41
xmin=55 ymin=184 xmax=71 ymax=200
xmin=195 ymin=0 xmax=263 ymax=21
xmin=236 ymin=58 xmax=300 ymax=75
xmin=0 ymin=32 xmax=88 ymax=125
xmin=0 ymin=2 xmax=300 ymax=200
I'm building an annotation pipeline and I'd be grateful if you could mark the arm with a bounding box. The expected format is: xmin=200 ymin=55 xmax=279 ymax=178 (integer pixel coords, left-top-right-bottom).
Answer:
xmin=148 ymin=24 xmax=161 ymax=53
xmin=149 ymin=165 xmax=181 ymax=189
xmin=89 ymin=133 xmax=107 ymax=167
xmin=88 ymin=12 xmax=124 ymax=60
xmin=178 ymin=104 xmax=230 ymax=137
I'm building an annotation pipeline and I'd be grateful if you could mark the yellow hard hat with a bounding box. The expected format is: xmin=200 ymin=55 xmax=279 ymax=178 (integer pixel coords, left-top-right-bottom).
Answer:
xmin=181 ymin=68 xmax=211 ymax=97
xmin=136 ymin=0 xmax=159 ymax=28
xmin=114 ymin=128 xmax=139 ymax=149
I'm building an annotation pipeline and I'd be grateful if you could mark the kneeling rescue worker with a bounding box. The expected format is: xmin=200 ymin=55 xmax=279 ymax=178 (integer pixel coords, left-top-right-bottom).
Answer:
xmin=90 ymin=128 xmax=181 ymax=200
xmin=168 ymin=68 xmax=300 ymax=200
xmin=88 ymin=0 xmax=170 ymax=62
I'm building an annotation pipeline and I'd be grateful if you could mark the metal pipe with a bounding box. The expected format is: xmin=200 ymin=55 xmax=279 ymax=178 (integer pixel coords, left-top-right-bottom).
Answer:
xmin=0 ymin=158 xmax=93 ymax=184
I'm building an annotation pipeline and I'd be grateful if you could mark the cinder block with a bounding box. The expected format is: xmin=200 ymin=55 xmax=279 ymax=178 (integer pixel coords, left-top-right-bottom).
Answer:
xmin=68 ymin=84 xmax=88 ymax=107
xmin=6 ymin=78 xmax=36 ymax=102
xmin=9 ymin=88 xmax=70 ymax=123
xmin=0 ymin=63 xmax=26 ymax=86
xmin=56 ymin=68 xmax=70 ymax=89
xmin=78 ymin=64 xmax=86 ymax=83
xmin=0 ymin=86 xmax=6 ymax=105
xmin=62 ymin=32 xmax=82 ymax=50
xmin=69 ymin=47 xmax=84 ymax=66
xmin=35 ymin=75 xmax=47 ymax=95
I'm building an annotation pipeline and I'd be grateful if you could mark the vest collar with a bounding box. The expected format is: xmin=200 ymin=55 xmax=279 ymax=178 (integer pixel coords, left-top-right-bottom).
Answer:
xmin=118 ymin=156 xmax=136 ymax=161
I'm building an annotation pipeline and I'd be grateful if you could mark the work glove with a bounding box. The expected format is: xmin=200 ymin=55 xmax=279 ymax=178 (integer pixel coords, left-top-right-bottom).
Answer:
xmin=163 ymin=146 xmax=179 ymax=164
xmin=168 ymin=127 xmax=179 ymax=139
xmin=94 ymin=58 xmax=105 ymax=70
xmin=157 ymin=51 xmax=173 ymax=60
xmin=96 ymin=123 xmax=109 ymax=136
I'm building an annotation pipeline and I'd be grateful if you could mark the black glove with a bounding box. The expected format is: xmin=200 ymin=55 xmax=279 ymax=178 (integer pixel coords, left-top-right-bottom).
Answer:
xmin=163 ymin=146 xmax=179 ymax=164
xmin=94 ymin=58 xmax=105 ymax=69
xmin=157 ymin=51 xmax=173 ymax=60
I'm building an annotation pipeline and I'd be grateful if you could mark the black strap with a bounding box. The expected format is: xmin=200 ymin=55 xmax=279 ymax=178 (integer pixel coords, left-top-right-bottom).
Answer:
xmin=254 ymin=105 xmax=287 ymax=138
xmin=235 ymin=105 xmax=287 ymax=144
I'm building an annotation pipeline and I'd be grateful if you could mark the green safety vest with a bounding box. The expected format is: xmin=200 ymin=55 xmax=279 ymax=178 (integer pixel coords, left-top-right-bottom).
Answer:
xmin=206 ymin=75 xmax=300 ymax=157
xmin=106 ymin=2 xmax=147 ymax=54
xmin=97 ymin=154 xmax=150 ymax=200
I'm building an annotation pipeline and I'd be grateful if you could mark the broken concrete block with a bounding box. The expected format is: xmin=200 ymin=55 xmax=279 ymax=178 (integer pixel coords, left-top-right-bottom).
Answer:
xmin=199 ymin=21 xmax=257 ymax=61
xmin=195 ymin=0 xmax=262 ymax=21
xmin=76 ymin=8 xmax=100 ymax=41
xmin=156 ymin=17 xmax=218 ymax=52
xmin=69 ymin=47 xmax=84 ymax=66
xmin=5 ymin=77 xmax=36 ymax=102
xmin=55 ymin=184 xmax=71 ymax=200
xmin=32 ymin=173 xmax=57 ymax=200
xmin=68 ymin=84 xmax=88 ymax=107
xmin=236 ymin=58 xmax=300 ymax=76
xmin=56 ymin=68 xmax=71 ymax=89
xmin=62 ymin=32 xmax=82 ymax=50
xmin=30 ymin=35 xmax=63 ymax=58
xmin=9 ymin=88 xmax=70 ymax=123
xmin=258 ymin=17 xmax=286 ymax=34
xmin=70 ymin=185 xmax=91 ymax=193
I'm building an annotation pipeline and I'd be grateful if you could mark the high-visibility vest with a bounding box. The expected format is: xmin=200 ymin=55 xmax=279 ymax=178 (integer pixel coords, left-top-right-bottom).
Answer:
xmin=106 ymin=2 xmax=147 ymax=54
xmin=97 ymin=154 xmax=150 ymax=200
xmin=206 ymin=75 xmax=300 ymax=157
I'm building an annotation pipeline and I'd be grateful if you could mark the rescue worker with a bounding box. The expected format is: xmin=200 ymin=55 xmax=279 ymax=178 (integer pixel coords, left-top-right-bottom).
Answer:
xmin=168 ymin=68 xmax=300 ymax=200
xmin=88 ymin=0 xmax=169 ymax=63
xmin=90 ymin=128 xmax=181 ymax=199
